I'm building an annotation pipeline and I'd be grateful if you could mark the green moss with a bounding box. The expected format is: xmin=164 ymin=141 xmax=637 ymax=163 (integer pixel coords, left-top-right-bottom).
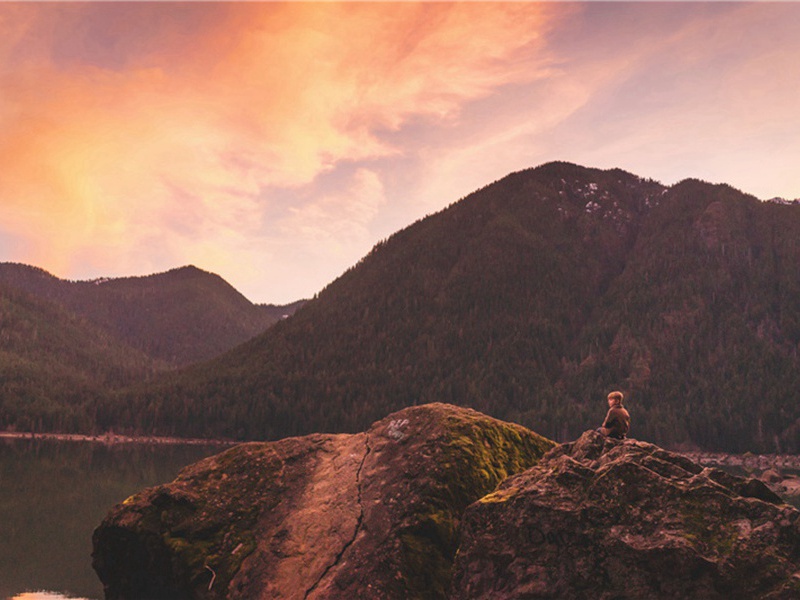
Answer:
xmin=478 ymin=489 xmax=515 ymax=504
xmin=397 ymin=410 xmax=555 ymax=598
xmin=126 ymin=443 xmax=284 ymax=597
xmin=440 ymin=413 xmax=554 ymax=504
xmin=400 ymin=531 xmax=454 ymax=600
xmin=163 ymin=526 xmax=257 ymax=592
xmin=163 ymin=536 xmax=214 ymax=570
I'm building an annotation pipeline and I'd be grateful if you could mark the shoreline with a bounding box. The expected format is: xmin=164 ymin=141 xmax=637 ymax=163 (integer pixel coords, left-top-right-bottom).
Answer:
xmin=683 ymin=451 xmax=800 ymax=471
xmin=2 ymin=431 xmax=797 ymax=465
xmin=0 ymin=430 xmax=238 ymax=446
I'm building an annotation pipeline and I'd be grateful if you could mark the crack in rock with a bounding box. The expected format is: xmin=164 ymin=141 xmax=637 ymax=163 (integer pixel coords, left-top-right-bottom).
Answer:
xmin=303 ymin=433 xmax=371 ymax=599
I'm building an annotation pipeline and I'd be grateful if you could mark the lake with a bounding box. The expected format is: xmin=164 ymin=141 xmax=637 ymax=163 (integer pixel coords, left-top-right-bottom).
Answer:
xmin=0 ymin=437 xmax=229 ymax=600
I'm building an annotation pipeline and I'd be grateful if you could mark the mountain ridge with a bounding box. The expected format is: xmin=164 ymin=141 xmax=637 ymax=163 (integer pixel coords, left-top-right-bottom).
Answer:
xmin=105 ymin=161 xmax=800 ymax=453
xmin=5 ymin=161 xmax=799 ymax=453
xmin=0 ymin=263 xmax=303 ymax=432
xmin=0 ymin=262 xmax=301 ymax=366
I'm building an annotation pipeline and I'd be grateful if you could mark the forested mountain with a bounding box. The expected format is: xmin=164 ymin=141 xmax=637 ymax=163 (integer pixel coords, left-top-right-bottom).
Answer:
xmin=6 ymin=162 xmax=799 ymax=453
xmin=0 ymin=265 xmax=302 ymax=431
xmin=99 ymin=162 xmax=800 ymax=453
xmin=0 ymin=283 xmax=158 ymax=431
xmin=0 ymin=264 xmax=300 ymax=366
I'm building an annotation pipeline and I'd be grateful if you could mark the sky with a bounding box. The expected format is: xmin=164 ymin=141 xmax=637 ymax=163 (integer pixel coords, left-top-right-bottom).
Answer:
xmin=1 ymin=2 xmax=799 ymax=304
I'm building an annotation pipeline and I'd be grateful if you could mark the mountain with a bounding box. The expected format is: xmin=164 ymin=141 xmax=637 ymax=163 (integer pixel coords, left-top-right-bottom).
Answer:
xmin=108 ymin=161 xmax=800 ymax=453
xmin=0 ymin=282 xmax=158 ymax=431
xmin=92 ymin=405 xmax=800 ymax=600
xmin=0 ymin=264 xmax=303 ymax=432
xmin=0 ymin=264 xmax=301 ymax=366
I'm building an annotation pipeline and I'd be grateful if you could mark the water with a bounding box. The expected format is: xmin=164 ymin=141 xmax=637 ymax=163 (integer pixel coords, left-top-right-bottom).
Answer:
xmin=0 ymin=437 xmax=228 ymax=600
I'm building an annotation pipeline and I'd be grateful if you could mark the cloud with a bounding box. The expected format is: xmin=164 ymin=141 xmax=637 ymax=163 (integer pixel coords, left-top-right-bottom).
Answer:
xmin=526 ymin=2 xmax=800 ymax=197
xmin=4 ymin=2 xmax=796 ymax=302
xmin=411 ymin=2 xmax=800 ymax=207
xmin=280 ymin=168 xmax=386 ymax=245
xmin=0 ymin=2 xmax=559 ymax=299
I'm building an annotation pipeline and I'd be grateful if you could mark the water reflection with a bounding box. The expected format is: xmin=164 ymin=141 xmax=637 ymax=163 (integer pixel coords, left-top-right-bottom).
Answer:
xmin=0 ymin=437 xmax=228 ymax=600
xmin=11 ymin=593 xmax=89 ymax=600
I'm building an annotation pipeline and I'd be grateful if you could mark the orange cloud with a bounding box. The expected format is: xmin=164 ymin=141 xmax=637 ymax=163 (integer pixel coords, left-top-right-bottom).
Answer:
xmin=0 ymin=2 xmax=559 ymax=295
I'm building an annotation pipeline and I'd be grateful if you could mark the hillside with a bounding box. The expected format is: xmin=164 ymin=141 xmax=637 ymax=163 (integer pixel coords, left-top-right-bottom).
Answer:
xmin=0 ymin=283 xmax=158 ymax=432
xmin=0 ymin=265 xmax=303 ymax=433
xmin=14 ymin=161 xmax=800 ymax=452
xmin=0 ymin=264 xmax=299 ymax=366
xmin=101 ymin=162 xmax=799 ymax=453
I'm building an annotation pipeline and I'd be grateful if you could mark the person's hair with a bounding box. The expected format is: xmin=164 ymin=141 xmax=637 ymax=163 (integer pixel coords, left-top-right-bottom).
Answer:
xmin=607 ymin=391 xmax=624 ymax=404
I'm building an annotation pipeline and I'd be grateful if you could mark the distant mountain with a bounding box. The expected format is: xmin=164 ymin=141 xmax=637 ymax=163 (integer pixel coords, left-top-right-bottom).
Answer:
xmin=121 ymin=163 xmax=668 ymax=441
xmin=12 ymin=162 xmax=800 ymax=453
xmin=0 ymin=282 xmax=158 ymax=431
xmin=0 ymin=264 xmax=303 ymax=432
xmin=0 ymin=264 xmax=302 ymax=366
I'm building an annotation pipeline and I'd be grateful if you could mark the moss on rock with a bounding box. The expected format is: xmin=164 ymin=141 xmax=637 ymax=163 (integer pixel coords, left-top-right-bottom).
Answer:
xmin=93 ymin=404 xmax=555 ymax=600
xmin=452 ymin=430 xmax=800 ymax=600
xmin=93 ymin=443 xmax=284 ymax=599
xmin=360 ymin=403 xmax=555 ymax=599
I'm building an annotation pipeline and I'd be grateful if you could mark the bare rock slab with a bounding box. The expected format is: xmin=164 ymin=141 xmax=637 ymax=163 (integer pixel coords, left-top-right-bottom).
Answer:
xmin=92 ymin=403 xmax=554 ymax=599
xmin=451 ymin=430 xmax=800 ymax=600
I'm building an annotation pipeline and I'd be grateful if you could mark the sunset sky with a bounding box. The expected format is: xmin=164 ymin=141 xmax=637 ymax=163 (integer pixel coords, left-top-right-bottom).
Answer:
xmin=1 ymin=2 xmax=799 ymax=303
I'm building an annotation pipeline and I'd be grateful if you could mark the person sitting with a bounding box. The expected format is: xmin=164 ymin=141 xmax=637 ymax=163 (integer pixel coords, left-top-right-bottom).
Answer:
xmin=597 ymin=390 xmax=630 ymax=440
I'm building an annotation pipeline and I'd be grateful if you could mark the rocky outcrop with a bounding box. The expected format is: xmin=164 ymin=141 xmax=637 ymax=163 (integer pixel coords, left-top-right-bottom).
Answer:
xmin=451 ymin=431 xmax=800 ymax=600
xmin=94 ymin=414 xmax=800 ymax=600
xmin=92 ymin=403 xmax=554 ymax=599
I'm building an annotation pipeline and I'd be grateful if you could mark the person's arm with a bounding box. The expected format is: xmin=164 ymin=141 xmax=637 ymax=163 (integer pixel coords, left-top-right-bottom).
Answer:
xmin=599 ymin=408 xmax=614 ymax=435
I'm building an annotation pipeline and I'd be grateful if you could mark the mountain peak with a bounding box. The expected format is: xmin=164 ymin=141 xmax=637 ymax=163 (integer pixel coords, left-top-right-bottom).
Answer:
xmin=115 ymin=163 xmax=800 ymax=452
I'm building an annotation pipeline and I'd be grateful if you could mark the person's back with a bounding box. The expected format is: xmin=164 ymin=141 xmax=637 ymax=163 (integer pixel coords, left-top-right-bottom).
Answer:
xmin=599 ymin=391 xmax=630 ymax=439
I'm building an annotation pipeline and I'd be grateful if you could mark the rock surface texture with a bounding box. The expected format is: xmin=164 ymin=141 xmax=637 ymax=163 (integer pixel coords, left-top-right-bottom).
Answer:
xmin=451 ymin=430 xmax=800 ymax=600
xmin=92 ymin=403 xmax=554 ymax=599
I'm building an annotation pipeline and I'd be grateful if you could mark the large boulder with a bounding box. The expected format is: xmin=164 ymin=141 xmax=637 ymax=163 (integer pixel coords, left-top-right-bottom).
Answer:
xmin=92 ymin=403 xmax=554 ymax=599
xmin=451 ymin=430 xmax=800 ymax=599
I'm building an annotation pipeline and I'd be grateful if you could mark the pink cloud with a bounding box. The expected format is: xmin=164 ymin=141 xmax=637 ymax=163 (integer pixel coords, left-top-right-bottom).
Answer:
xmin=0 ymin=2 xmax=561 ymax=299
xmin=4 ymin=2 xmax=796 ymax=303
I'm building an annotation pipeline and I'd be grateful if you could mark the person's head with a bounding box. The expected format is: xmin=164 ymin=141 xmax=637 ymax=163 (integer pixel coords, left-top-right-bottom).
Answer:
xmin=607 ymin=391 xmax=624 ymax=408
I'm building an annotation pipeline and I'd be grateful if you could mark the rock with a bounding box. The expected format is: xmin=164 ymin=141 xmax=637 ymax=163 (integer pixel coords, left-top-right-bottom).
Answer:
xmin=450 ymin=430 xmax=800 ymax=600
xmin=92 ymin=403 xmax=554 ymax=599
xmin=763 ymin=468 xmax=783 ymax=483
